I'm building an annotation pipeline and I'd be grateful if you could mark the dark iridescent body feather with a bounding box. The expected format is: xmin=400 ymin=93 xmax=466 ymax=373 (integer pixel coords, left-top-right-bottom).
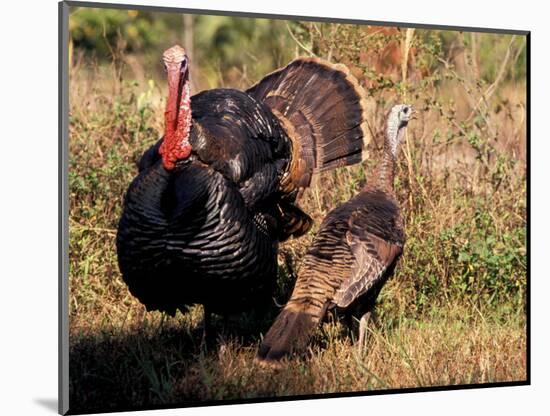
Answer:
xmin=118 ymin=90 xmax=286 ymax=315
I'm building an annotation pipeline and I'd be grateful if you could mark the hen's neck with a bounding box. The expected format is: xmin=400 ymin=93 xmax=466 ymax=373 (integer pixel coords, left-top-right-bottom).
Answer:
xmin=369 ymin=147 xmax=397 ymax=195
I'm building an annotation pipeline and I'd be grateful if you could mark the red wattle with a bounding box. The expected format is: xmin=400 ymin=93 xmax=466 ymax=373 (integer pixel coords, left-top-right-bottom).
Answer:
xmin=160 ymin=59 xmax=192 ymax=170
xmin=160 ymin=138 xmax=192 ymax=170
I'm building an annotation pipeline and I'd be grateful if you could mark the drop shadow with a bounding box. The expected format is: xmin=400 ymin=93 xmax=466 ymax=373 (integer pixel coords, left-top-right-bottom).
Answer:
xmin=34 ymin=398 xmax=58 ymax=413
xmin=67 ymin=305 xmax=281 ymax=415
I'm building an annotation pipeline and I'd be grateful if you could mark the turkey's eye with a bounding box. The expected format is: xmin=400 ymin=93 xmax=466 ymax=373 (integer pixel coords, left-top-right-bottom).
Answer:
xmin=403 ymin=107 xmax=409 ymax=114
xmin=180 ymin=60 xmax=188 ymax=75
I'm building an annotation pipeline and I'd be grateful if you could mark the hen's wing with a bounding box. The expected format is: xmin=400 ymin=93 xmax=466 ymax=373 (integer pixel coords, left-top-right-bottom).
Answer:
xmin=333 ymin=208 xmax=403 ymax=308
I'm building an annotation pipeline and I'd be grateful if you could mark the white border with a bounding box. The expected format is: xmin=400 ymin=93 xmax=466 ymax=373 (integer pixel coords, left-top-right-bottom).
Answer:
xmin=2 ymin=1 xmax=547 ymax=415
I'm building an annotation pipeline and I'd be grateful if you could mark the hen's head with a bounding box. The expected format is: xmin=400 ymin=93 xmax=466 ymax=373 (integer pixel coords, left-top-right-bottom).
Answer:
xmin=386 ymin=104 xmax=413 ymax=157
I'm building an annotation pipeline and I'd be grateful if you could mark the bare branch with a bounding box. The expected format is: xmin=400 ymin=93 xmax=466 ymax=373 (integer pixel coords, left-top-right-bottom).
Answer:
xmin=482 ymin=35 xmax=517 ymax=103
xmin=286 ymin=23 xmax=317 ymax=57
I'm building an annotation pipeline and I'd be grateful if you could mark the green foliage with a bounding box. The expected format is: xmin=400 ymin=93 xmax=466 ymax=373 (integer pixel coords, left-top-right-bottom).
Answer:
xmin=69 ymin=8 xmax=174 ymax=54
xmin=69 ymin=8 xmax=297 ymax=87
xmin=69 ymin=78 xmax=157 ymax=223
xmin=194 ymin=16 xmax=294 ymax=70
xmin=396 ymin=195 xmax=526 ymax=314
xmin=438 ymin=31 xmax=527 ymax=83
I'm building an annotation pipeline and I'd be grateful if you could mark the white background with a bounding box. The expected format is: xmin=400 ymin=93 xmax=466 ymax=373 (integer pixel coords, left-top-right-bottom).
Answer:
xmin=0 ymin=0 xmax=546 ymax=415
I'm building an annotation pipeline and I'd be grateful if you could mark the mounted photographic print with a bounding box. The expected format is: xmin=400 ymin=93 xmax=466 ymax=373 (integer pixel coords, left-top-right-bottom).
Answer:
xmin=59 ymin=1 xmax=529 ymax=414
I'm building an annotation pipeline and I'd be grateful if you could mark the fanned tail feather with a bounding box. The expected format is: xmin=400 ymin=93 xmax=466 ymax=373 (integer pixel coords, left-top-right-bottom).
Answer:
xmin=247 ymin=57 xmax=371 ymax=192
xmin=257 ymin=299 xmax=326 ymax=363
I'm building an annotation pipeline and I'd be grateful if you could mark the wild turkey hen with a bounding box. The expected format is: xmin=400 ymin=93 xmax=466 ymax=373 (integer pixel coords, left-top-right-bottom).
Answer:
xmin=257 ymin=104 xmax=412 ymax=363
xmin=116 ymin=45 xmax=371 ymax=329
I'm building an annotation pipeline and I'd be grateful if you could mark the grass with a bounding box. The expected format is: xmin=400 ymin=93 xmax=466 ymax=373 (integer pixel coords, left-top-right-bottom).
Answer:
xmin=67 ymin=28 xmax=527 ymax=414
xmin=69 ymin=304 xmax=525 ymax=413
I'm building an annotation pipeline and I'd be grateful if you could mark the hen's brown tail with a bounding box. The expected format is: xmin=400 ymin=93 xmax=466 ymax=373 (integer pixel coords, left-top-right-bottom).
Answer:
xmin=257 ymin=297 xmax=327 ymax=363
xmin=247 ymin=57 xmax=371 ymax=193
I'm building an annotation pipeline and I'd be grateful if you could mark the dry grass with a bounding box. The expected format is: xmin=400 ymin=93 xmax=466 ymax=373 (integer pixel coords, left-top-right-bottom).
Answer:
xmin=67 ymin=30 xmax=527 ymax=413
xmin=69 ymin=304 xmax=525 ymax=413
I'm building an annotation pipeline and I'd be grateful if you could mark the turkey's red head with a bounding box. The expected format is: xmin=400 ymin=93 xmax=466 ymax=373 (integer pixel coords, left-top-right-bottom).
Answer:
xmin=159 ymin=45 xmax=192 ymax=170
